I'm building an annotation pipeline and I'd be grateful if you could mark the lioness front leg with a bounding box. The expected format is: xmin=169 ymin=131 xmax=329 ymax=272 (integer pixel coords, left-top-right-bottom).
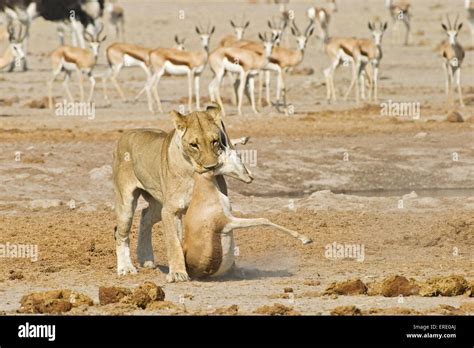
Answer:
xmin=162 ymin=209 xmax=190 ymax=282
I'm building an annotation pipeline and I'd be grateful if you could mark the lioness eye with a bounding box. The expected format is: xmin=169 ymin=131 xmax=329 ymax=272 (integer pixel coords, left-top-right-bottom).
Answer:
xmin=190 ymin=143 xmax=198 ymax=149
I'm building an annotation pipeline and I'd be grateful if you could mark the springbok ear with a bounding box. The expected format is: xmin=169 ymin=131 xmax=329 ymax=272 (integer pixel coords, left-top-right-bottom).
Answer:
xmin=170 ymin=110 xmax=188 ymax=135
xmin=210 ymin=26 xmax=215 ymax=34
xmin=441 ymin=23 xmax=448 ymax=31
xmin=383 ymin=22 xmax=388 ymax=31
xmin=258 ymin=32 xmax=265 ymax=41
xmin=206 ymin=103 xmax=222 ymax=124
xmin=195 ymin=26 xmax=201 ymax=34
xmin=368 ymin=22 xmax=374 ymax=31
xmin=100 ymin=35 xmax=107 ymax=42
xmin=291 ymin=27 xmax=297 ymax=36
xmin=308 ymin=27 xmax=315 ymax=37
xmin=230 ymin=20 xmax=236 ymax=28
xmin=245 ymin=21 xmax=250 ymax=28
xmin=267 ymin=20 xmax=272 ymax=28
xmin=458 ymin=23 xmax=463 ymax=31
xmin=175 ymin=35 xmax=179 ymax=44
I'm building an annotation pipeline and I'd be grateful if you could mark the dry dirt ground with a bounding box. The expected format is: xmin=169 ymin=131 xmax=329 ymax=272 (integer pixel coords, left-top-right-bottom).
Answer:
xmin=0 ymin=0 xmax=473 ymax=315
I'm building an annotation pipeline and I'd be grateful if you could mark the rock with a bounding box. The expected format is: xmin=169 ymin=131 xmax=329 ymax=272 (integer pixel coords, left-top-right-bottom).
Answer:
xmin=98 ymin=286 xmax=132 ymax=305
xmin=283 ymin=287 xmax=294 ymax=293
xmin=136 ymin=282 xmax=165 ymax=301
xmin=446 ymin=111 xmax=464 ymax=123
xmin=212 ymin=305 xmax=239 ymax=315
xmin=9 ymin=270 xmax=24 ymax=280
xmin=330 ymin=305 xmax=361 ymax=316
xmin=414 ymin=132 xmax=427 ymax=138
xmin=324 ymin=279 xmax=368 ymax=295
xmin=18 ymin=290 xmax=93 ymax=314
xmin=25 ymin=97 xmax=49 ymax=109
xmin=89 ymin=165 xmax=112 ymax=181
xmin=378 ymin=275 xmax=420 ymax=297
xmin=418 ymin=276 xmax=469 ymax=297
xmin=128 ymin=289 xmax=152 ymax=309
xmin=254 ymin=303 xmax=300 ymax=316
xmin=303 ymin=279 xmax=321 ymax=286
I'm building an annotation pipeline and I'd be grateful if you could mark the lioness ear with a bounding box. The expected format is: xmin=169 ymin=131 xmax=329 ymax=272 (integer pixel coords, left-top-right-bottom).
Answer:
xmin=170 ymin=110 xmax=187 ymax=135
xmin=206 ymin=103 xmax=222 ymax=124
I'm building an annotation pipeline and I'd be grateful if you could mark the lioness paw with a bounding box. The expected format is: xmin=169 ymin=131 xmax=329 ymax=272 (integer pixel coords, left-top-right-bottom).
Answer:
xmin=117 ymin=264 xmax=138 ymax=276
xmin=166 ymin=271 xmax=190 ymax=283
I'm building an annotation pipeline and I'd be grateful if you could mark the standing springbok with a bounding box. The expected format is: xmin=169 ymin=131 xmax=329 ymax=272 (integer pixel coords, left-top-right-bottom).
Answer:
xmin=436 ymin=15 xmax=465 ymax=107
xmin=219 ymin=18 xmax=250 ymax=47
xmin=106 ymin=1 xmax=124 ymax=41
xmin=307 ymin=6 xmax=331 ymax=45
xmin=138 ymin=24 xmax=215 ymax=114
xmin=103 ymin=36 xmax=185 ymax=105
xmin=48 ymin=24 xmax=106 ymax=109
xmin=344 ymin=21 xmax=388 ymax=102
xmin=0 ymin=23 xmax=26 ymax=70
xmin=385 ymin=0 xmax=411 ymax=45
xmin=0 ymin=23 xmax=25 ymax=70
xmin=466 ymin=0 xmax=474 ymax=42
xmin=241 ymin=20 xmax=314 ymax=112
xmin=208 ymin=32 xmax=278 ymax=116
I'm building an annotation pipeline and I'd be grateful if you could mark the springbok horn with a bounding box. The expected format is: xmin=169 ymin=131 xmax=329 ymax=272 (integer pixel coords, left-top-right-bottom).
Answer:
xmin=454 ymin=14 xmax=459 ymax=29
xmin=446 ymin=15 xmax=452 ymax=30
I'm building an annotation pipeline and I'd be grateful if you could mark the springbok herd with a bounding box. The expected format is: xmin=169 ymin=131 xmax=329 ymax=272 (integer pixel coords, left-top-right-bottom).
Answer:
xmin=0 ymin=0 xmax=473 ymax=116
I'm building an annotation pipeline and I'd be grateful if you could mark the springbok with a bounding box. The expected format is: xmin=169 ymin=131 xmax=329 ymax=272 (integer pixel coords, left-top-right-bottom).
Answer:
xmin=344 ymin=21 xmax=388 ymax=102
xmin=307 ymin=6 xmax=331 ymax=44
xmin=208 ymin=32 xmax=278 ymax=116
xmin=219 ymin=18 xmax=250 ymax=47
xmin=385 ymin=0 xmax=411 ymax=45
xmin=0 ymin=23 xmax=25 ymax=70
xmin=106 ymin=1 xmax=124 ymax=41
xmin=47 ymin=24 xmax=106 ymax=108
xmin=183 ymin=132 xmax=311 ymax=279
xmin=436 ymin=15 xmax=465 ymax=107
xmin=466 ymin=0 xmax=474 ymax=42
xmin=138 ymin=24 xmax=215 ymax=114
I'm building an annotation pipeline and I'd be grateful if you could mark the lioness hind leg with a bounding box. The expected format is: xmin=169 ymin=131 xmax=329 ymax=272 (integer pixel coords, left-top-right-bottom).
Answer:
xmin=137 ymin=194 xmax=162 ymax=269
xmin=115 ymin=187 xmax=140 ymax=276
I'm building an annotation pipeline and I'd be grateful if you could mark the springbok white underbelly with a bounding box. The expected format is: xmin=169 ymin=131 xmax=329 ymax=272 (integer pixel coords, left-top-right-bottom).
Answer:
xmin=223 ymin=58 xmax=244 ymax=74
xmin=62 ymin=59 xmax=78 ymax=71
xmin=164 ymin=61 xmax=190 ymax=75
xmin=123 ymin=54 xmax=144 ymax=67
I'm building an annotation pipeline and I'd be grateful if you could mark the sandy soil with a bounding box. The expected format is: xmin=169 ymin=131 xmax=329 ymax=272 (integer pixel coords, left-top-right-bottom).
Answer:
xmin=0 ymin=0 xmax=473 ymax=315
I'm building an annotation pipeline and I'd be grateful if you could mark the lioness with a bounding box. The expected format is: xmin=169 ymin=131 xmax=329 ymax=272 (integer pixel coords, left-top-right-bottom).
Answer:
xmin=112 ymin=104 xmax=228 ymax=282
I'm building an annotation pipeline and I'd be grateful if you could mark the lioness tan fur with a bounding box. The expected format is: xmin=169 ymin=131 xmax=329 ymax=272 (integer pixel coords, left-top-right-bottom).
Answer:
xmin=112 ymin=104 xmax=226 ymax=282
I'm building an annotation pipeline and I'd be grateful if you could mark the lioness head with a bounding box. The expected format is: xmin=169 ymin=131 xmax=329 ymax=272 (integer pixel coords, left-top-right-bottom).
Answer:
xmin=171 ymin=104 xmax=223 ymax=174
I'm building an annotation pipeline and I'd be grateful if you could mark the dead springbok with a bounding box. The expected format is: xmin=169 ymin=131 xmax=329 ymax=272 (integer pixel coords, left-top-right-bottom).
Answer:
xmin=208 ymin=32 xmax=278 ymax=116
xmin=47 ymin=24 xmax=106 ymax=109
xmin=183 ymin=133 xmax=311 ymax=279
xmin=0 ymin=23 xmax=26 ymax=71
xmin=436 ymin=15 xmax=465 ymax=107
